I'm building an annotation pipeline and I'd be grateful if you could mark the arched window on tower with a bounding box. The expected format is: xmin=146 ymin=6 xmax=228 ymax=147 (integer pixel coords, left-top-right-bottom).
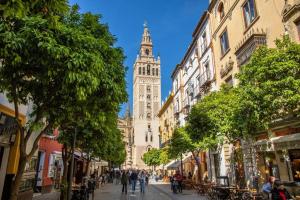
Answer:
xmin=145 ymin=133 xmax=148 ymax=142
xmin=147 ymin=113 xmax=151 ymax=120
xmin=152 ymin=68 xmax=155 ymax=76
xmin=156 ymin=68 xmax=159 ymax=76
xmin=147 ymin=65 xmax=151 ymax=75
xmin=139 ymin=67 xmax=141 ymax=75
xmin=150 ymin=134 xmax=153 ymax=142
xmin=143 ymin=67 xmax=145 ymax=75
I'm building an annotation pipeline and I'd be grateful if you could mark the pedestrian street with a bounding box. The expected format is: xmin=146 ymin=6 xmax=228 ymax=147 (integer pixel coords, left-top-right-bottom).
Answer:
xmin=91 ymin=180 xmax=207 ymax=200
xmin=33 ymin=180 xmax=208 ymax=200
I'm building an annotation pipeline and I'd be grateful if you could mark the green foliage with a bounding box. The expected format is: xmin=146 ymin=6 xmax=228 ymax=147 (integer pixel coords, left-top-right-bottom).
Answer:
xmin=0 ymin=2 xmax=127 ymax=199
xmin=142 ymin=148 xmax=161 ymax=167
xmin=237 ymin=36 xmax=300 ymax=130
xmin=159 ymin=148 xmax=170 ymax=165
xmin=187 ymin=85 xmax=242 ymax=144
xmin=168 ymin=127 xmax=194 ymax=159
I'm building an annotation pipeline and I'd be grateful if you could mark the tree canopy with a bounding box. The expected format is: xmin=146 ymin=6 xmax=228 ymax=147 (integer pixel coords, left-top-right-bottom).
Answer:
xmin=0 ymin=2 xmax=127 ymax=200
xmin=236 ymin=36 xmax=300 ymax=131
xmin=142 ymin=148 xmax=161 ymax=168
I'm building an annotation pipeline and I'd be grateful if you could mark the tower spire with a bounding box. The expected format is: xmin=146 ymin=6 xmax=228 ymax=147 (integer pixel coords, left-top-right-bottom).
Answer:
xmin=140 ymin=21 xmax=153 ymax=57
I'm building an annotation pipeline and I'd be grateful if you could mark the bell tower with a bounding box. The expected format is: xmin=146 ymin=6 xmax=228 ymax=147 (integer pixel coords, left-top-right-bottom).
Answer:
xmin=132 ymin=23 xmax=161 ymax=169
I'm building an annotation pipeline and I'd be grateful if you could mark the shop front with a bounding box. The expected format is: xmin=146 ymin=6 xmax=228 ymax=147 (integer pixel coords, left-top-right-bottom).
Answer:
xmin=0 ymin=111 xmax=18 ymax=199
xmin=255 ymin=132 xmax=300 ymax=196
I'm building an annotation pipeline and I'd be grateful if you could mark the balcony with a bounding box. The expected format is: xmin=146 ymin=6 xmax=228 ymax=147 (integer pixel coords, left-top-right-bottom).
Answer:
xmin=194 ymin=83 xmax=200 ymax=97
xmin=201 ymin=40 xmax=208 ymax=55
xmin=160 ymin=140 xmax=170 ymax=148
xmin=235 ymin=29 xmax=267 ymax=67
xmin=220 ymin=58 xmax=234 ymax=78
xmin=183 ymin=97 xmax=190 ymax=108
xmin=174 ymin=106 xmax=180 ymax=114
xmin=199 ymin=69 xmax=211 ymax=87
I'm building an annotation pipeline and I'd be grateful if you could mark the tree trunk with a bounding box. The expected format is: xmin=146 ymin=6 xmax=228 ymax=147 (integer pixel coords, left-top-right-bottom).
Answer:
xmin=60 ymin=144 xmax=69 ymax=200
xmin=192 ymin=151 xmax=202 ymax=184
xmin=85 ymin=159 xmax=91 ymax=176
xmin=9 ymin=155 xmax=27 ymax=200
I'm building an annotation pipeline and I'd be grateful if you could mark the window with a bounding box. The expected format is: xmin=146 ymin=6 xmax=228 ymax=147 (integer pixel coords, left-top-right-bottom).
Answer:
xmin=150 ymin=134 xmax=153 ymax=142
xmin=147 ymin=102 xmax=151 ymax=108
xmin=147 ymin=113 xmax=151 ymax=119
xmin=204 ymin=61 xmax=210 ymax=80
xmin=139 ymin=67 xmax=141 ymax=75
xmin=218 ymin=2 xmax=225 ymax=21
xmin=296 ymin=20 xmax=300 ymax=41
xmin=147 ymin=85 xmax=151 ymax=93
xmin=147 ymin=95 xmax=151 ymax=100
xmin=243 ymin=0 xmax=257 ymax=28
xmin=201 ymin=32 xmax=207 ymax=53
xmin=145 ymin=134 xmax=148 ymax=142
xmin=156 ymin=68 xmax=159 ymax=76
xmin=142 ymin=67 xmax=145 ymax=75
xmin=145 ymin=48 xmax=149 ymax=55
xmin=225 ymin=75 xmax=233 ymax=86
xmin=147 ymin=65 xmax=151 ymax=75
xmin=152 ymin=68 xmax=155 ymax=76
xmin=220 ymin=29 xmax=230 ymax=56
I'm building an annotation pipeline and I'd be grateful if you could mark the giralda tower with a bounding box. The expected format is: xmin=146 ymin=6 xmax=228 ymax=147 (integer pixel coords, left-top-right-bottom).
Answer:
xmin=132 ymin=23 xmax=161 ymax=169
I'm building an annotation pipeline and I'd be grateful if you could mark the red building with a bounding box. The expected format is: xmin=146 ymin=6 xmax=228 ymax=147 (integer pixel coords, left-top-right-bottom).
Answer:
xmin=35 ymin=129 xmax=63 ymax=193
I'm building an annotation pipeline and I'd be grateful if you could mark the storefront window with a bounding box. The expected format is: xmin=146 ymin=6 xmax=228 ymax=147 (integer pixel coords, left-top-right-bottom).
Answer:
xmin=265 ymin=152 xmax=280 ymax=180
xmin=289 ymin=149 xmax=300 ymax=182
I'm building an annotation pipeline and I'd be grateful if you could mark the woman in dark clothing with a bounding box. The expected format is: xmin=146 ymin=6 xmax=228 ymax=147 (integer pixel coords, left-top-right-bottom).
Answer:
xmin=271 ymin=182 xmax=294 ymax=200
xmin=121 ymin=171 xmax=128 ymax=194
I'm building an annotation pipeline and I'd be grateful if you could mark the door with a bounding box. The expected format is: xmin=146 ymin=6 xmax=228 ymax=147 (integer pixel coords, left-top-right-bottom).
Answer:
xmin=36 ymin=151 xmax=45 ymax=187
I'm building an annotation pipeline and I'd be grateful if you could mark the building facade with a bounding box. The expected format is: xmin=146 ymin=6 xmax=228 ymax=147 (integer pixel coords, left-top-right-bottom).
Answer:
xmin=206 ymin=0 xmax=300 ymax=188
xmin=132 ymin=24 xmax=161 ymax=169
xmin=35 ymin=129 xmax=63 ymax=193
xmin=157 ymin=93 xmax=175 ymax=148
xmin=118 ymin=106 xmax=133 ymax=169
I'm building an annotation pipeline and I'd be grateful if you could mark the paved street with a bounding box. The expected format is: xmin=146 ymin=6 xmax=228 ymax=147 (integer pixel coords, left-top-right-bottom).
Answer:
xmin=33 ymin=181 xmax=208 ymax=200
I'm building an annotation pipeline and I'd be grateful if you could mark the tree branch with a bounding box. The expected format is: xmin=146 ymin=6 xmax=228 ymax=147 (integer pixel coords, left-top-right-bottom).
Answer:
xmin=26 ymin=122 xmax=52 ymax=160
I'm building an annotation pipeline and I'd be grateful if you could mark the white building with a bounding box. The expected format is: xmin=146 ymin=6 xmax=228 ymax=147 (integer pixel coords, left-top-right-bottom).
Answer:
xmin=132 ymin=24 xmax=161 ymax=169
xmin=172 ymin=11 xmax=216 ymax=127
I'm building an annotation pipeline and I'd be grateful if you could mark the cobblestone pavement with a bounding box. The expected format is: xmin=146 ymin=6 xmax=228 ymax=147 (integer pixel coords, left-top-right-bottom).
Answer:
xmin=33 ymin=181 xmax=208 ymax=200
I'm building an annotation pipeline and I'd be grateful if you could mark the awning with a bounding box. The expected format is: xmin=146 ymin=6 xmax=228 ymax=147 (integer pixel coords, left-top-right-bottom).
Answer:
xmin=271 ymin=133 xmax=300 ymax=143
xmin=165 ymin=153 xmax=193 ymax=170
xmin=167 ymin=160 xmax=181 ymax=170
xmin=255 ymin=133 xmax=300 ymax=151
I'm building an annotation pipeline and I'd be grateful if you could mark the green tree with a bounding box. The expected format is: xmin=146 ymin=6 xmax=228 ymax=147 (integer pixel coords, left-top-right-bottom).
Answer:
xmin=142 ymin=148 xmax=161 ymax=170
xmin=159 ymin=148 xmax=170 ymax=166
xmin=236 ymin=36 xmax=300 ymax=134
xmin=0 ymin=3 xmax=127 ymax=200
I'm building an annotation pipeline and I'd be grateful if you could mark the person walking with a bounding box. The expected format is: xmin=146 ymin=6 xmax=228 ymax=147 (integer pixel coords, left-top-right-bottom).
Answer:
xmin=262 ymin=176 xmax=276 ymax=199
xmin=175 ymin=170 xmax=183 ymax=193
xmin=121 ymin=171 xmax=128 ymax=194
xmin=271 ymin=181 xmax=294 ymax=200
xmin=130 ymin=170 xmax=138 ymax=193
xmin=139 ymin=171 xmax=146 ymax=193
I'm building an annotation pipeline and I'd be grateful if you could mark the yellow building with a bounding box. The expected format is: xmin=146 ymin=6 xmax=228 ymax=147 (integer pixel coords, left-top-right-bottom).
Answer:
xmin=207 ymin=0 xmax=300 ymax=189
xmin=157 ymin=93 xmax=175 ymax=148
xmin=209 ymin=0 xmax=287 ymax=87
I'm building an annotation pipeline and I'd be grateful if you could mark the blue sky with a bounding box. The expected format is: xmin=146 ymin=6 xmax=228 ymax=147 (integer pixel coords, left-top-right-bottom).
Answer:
xmin=69 ymin=0 xmax=208 ymax=117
